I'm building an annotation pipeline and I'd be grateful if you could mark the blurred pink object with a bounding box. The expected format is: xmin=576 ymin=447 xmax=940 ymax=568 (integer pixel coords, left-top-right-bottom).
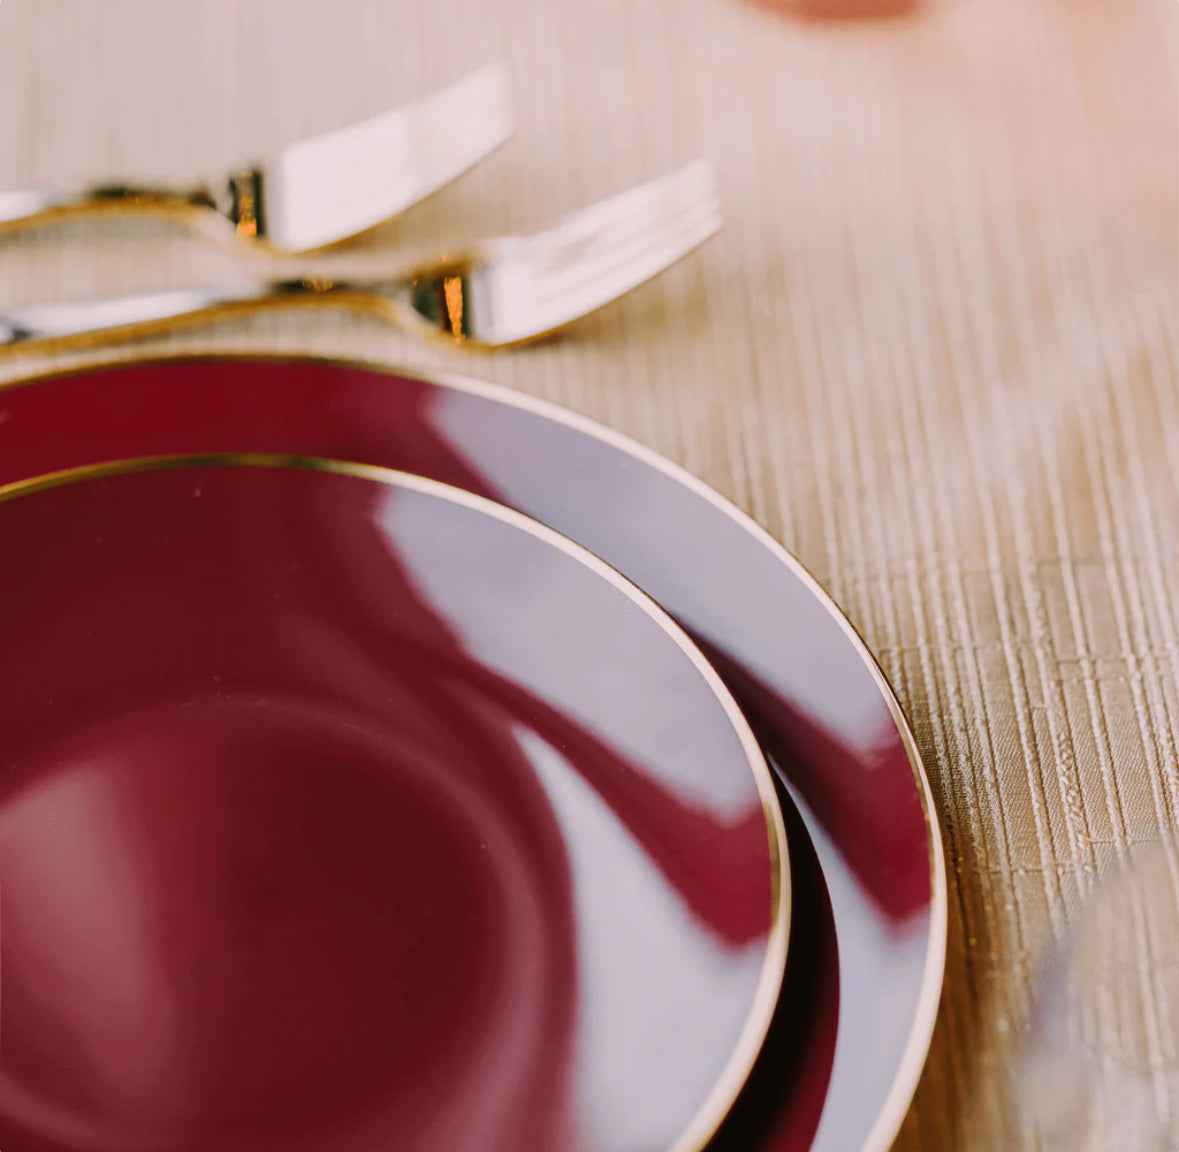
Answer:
xmin=752 ymin=0 xmax=920 ymax=18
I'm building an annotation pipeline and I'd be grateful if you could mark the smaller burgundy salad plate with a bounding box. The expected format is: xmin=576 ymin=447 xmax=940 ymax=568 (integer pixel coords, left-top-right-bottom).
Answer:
xmin=0 ymin=456 xmax=788 ymax=1152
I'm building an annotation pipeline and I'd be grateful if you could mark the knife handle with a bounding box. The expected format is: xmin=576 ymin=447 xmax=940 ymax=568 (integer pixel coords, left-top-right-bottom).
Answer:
xmin=0 ymin=279 xmax=360 ymax=350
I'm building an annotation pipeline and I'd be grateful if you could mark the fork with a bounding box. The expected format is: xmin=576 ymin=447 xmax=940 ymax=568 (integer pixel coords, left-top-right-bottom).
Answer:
xmin=0 ymin=66 xmax=511 ymax=255
xmin=0 ymin=163 xmax=721 ymax=351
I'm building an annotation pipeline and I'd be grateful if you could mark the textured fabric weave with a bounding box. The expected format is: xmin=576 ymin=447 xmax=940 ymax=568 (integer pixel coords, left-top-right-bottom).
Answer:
xmin=1 ymin=1 xmax=1176 ymax=1147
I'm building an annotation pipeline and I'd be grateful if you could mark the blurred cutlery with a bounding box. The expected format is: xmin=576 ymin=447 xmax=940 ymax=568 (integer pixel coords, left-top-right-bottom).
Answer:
xmin=0 ymin=162 xmax=721 ymax=351
xmin=0 ymin=66 xmax=511 ymax=254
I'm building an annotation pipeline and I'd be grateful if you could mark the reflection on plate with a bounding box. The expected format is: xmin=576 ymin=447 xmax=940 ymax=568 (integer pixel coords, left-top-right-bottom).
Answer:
xmin=0 ymin=455 xmax=787 ymax=1152
xmin=0 ymin=354 xmax=946 ymax=1152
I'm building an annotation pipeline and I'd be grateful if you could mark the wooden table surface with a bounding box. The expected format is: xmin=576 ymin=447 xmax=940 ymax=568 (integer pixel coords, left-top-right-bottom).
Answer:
xmin=1 ymin=1 xmax=1176 ymax=1147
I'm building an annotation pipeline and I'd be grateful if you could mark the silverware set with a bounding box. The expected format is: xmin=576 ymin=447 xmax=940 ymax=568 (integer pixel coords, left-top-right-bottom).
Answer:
xmin=0 ymin=65 xmax=721 ymax=352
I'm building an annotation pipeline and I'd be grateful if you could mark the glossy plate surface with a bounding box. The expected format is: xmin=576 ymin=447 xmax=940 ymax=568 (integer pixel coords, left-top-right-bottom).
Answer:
xmin=0 ymin=455 xmax=787 ymax=1152
xmin=0 ymin=354 xmax=946 ymax=1152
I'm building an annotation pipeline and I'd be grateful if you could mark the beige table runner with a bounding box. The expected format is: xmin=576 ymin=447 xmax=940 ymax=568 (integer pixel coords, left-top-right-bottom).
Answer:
xmin=1 ymin=1 xmax=1176 ymax=1147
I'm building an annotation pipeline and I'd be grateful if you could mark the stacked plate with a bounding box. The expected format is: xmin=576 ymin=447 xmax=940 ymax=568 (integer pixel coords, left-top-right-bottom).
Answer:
xmin=0 ymin=355 xmax=945 ymax=1152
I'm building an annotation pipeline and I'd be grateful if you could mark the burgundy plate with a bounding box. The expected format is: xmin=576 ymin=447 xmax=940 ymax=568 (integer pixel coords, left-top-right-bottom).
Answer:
xmin=0 ymin=355 xmax=946 ymax=1152
xmin=0 ymin=455 xmax=788 ymax=1152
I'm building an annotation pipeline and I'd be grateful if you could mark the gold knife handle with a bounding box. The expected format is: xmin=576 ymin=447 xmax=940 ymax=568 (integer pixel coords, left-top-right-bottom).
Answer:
xmin=0 ymin=278 xmax=363 ymax=351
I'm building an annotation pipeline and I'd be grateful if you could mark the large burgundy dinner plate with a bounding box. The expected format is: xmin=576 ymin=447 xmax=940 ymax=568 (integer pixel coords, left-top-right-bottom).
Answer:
xmin=0 ymin=455 xmax=789 ymax=1152
xmin=0 ymin=354 xmax=946 ymax=1152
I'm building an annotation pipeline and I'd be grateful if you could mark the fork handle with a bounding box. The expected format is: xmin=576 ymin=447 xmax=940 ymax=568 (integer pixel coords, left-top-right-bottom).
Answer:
xmin=0 ymin=279 xmax=363 ymax=350
xmin=0 ymin=177 xmax=256 ymax=236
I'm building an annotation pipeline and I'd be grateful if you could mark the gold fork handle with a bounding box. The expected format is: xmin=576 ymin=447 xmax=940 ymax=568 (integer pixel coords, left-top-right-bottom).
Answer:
xmin=0 ymin=279 xmax=363 ymax=351
xmin=0 ymin=184 xmax=218 ymax=227
xmin=0 ymin=172 xmax=264 ymax=237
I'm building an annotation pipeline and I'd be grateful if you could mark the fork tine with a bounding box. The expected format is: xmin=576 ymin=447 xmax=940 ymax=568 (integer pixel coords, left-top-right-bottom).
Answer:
xmin=532 ymin=163 xmax=721 ymax=328
xmin=530 ymin=162 xmax=718 ymax=274
xmin=540 ymin=184 xmax=721 ymax=299
xmin=544 ymin=161 xmax=717 ymax=245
